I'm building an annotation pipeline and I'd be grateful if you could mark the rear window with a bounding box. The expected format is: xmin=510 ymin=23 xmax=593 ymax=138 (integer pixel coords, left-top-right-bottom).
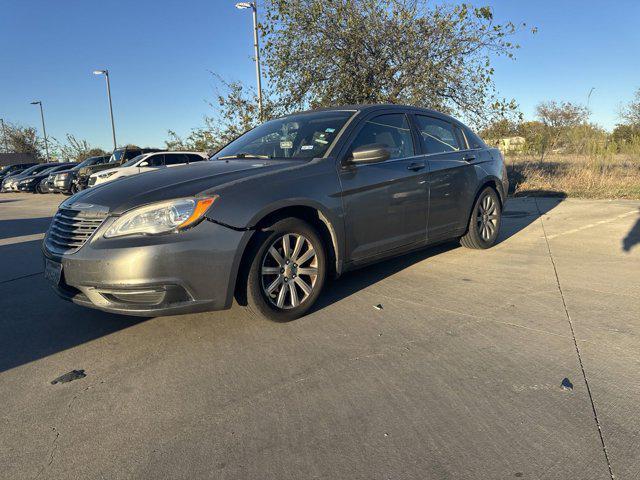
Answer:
xmin=186 ymin=154 xmax=205 ymax=163
xmin=464 ymin=128 xmax=486 ymax=149
xmin=415 ymin=115 xmax=461 ymax=154
xmin=164 ymin=154 xmax=188 ymax=166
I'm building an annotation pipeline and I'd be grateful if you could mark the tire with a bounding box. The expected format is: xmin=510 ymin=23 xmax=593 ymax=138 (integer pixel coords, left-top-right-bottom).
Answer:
xmin=244 ymin=217 xmax=327 ymax=321
xmin=460 ymin=187 xmax=502 ymax=249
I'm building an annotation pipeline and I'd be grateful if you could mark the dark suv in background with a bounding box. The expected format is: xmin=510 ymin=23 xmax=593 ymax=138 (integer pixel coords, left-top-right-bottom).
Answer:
xmin=53 ymin=155 xmax=110 ymax=195
xmin=74 ymin=147 xmax=162 ymax=191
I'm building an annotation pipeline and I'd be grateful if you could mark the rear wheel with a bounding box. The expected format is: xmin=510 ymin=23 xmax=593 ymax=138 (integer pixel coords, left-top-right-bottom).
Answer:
xmin=460 ymin=187 xmax=502 ymax=249
xmin=245 ymin=218 xmax=326 ymax=321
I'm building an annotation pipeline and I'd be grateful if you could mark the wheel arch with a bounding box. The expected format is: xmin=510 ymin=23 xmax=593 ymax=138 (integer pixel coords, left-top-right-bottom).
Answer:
xmin=229 ymin=202 xmax=343 ymax=307
xmin=462 ymin=177 xmax=504 ymax=234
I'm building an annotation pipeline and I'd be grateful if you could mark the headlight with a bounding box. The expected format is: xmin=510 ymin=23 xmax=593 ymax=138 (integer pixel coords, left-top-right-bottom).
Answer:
xmin=99 ymin=171 xmax=117 ymax=179
xmin=104 ymin=197 xmax=217 ymax=238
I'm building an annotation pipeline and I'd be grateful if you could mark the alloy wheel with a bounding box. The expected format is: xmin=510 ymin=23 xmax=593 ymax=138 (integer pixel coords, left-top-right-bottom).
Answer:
xmin=261 ymin=233 xmax=318 ymax=309
xmin=476 ymin=193 xmax=499 ymax=242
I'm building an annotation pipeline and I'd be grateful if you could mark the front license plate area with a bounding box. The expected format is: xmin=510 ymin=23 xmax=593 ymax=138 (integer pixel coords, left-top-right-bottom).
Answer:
xmin=44 ymin=259 xmax=62 ymax=286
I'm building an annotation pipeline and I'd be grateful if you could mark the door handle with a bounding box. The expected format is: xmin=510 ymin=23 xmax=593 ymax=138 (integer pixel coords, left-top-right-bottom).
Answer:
xmin=462 ymin=155 xmax=476 ymax=162
xmin=407 ymin=162 xmax=426 ymax=171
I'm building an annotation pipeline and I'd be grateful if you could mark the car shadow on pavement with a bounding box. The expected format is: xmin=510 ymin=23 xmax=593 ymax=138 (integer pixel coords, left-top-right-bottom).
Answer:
xmin=313 ymin=194 xmax=565 ymax=313
xmin=622 ymin=208 xmax=640 ymax=252
xmin=0 ymin=216 xmax=53 ymax=240
xmin=0 ymin=274 xmax=146 ymax=373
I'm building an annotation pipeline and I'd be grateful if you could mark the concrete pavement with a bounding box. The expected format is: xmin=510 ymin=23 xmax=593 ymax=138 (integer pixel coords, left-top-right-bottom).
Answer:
xmin=0 ymin=192 xmax=638 ymax=479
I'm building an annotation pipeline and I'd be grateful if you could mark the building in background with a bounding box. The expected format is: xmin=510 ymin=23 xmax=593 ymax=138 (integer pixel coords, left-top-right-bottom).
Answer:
xmin=0 ymin=153 xmax=38 ymax=167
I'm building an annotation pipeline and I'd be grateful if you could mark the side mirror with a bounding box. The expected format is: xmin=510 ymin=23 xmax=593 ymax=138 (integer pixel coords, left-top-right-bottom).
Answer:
xmin=139 ymin=161 xmax=149 ymax=167
xmin=350 ymin=143 xmax=391 ymax=164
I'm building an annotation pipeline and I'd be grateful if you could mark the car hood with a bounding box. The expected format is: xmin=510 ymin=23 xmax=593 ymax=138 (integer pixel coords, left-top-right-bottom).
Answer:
xmin=63 ymin=159 xmax=301 ymax=214
xmin=20 ymin=174 xmax=46 ymax=182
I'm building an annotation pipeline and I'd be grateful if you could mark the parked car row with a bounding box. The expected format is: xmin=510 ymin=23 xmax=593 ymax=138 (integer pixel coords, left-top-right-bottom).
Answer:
xmin=1 ymin=148 xmax=208 ymax=195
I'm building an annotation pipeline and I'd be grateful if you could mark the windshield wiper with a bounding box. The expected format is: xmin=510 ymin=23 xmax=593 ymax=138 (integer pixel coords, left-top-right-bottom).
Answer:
xmin=217 ymin=153 xmax=271 ymax=160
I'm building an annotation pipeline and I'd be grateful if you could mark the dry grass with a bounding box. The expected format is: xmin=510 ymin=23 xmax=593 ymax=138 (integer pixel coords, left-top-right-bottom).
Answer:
xmin=506 ymin=153 xmax=640 ymax=199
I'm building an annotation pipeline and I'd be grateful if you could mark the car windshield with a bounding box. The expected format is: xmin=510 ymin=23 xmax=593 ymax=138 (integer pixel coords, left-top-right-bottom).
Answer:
xmin=20 ymin=164 xmax=49 ymax=176
xmin=108 ymin=150 xmax=125 ymax=163
xmin=213 ymin=111 xmax=355 ymax=160
xmin=121 ymin=154 xmax=148 ymax=167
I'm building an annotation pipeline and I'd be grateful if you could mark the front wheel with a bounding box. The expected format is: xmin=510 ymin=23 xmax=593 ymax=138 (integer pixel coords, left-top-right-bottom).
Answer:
xmin=244 ymin=218 xmax=327 ymax=321
xmin=460 ymin=187 xmax=502 ymax=249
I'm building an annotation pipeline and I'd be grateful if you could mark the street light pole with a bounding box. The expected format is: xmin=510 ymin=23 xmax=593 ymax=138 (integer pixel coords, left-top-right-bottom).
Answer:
xmin=93 ymin=69 xmax=118 ymax=151
xmin=235 ymin=2 xmax=263 ymax=120
xmin=30 ymin=101 xmax=50 ymax=162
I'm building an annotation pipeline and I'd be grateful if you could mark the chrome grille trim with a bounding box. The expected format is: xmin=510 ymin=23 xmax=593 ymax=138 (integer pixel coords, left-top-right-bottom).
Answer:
xmin=45 ymin=208 xmax=108 ymax=255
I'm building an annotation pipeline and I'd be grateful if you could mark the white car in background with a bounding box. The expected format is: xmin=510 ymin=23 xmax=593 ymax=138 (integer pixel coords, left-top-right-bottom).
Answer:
xmin=88 ymin=151 xmax=208 ymax=187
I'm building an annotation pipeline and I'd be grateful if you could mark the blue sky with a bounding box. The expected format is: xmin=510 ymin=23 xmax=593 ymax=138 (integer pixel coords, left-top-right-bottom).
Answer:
xmin=1 ymin=0 xmax=639 ymax=150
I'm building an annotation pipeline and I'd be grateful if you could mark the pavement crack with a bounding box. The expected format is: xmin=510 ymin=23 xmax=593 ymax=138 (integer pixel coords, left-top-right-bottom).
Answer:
xmin=535 ymin=198 xmax=615 ymax=480
xmin=34 ymin=428 xmax=59 ymax=480
xmin=0 ymin=271 xmax=43 ymax=285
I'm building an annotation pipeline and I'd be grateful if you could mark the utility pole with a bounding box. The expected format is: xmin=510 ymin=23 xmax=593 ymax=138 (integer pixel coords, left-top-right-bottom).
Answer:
xmin=93 ymin=69 xmax=118 ymax=151
xmin=235 ymin=2 xmax=263 ymax=120
xmin=30 ymin=101 xmax=50 ymax=162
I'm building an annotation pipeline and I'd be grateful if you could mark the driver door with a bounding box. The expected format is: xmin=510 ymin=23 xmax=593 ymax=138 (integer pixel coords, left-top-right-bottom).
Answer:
xmin=338 ymin=112 xmax=428 ymax=263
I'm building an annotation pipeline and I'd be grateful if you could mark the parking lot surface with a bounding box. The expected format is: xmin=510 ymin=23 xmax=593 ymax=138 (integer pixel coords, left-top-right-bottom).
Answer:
xmin=1 ymin=192 xmax=639 ymax=479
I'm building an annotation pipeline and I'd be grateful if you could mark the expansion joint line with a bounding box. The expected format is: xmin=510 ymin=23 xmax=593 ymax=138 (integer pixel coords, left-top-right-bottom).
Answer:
xmin=535 ymin=199 xmax=615 ymax=480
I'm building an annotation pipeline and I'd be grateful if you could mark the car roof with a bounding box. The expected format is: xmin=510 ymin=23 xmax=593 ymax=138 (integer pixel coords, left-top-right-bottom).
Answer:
xmin=281 ymin=104 xmax=464 ymax=126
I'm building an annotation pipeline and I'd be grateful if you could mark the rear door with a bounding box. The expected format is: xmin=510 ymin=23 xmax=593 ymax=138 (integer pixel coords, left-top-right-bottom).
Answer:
xmin=413 ymin=115 xmax=476 ymax=240
xmin=338 ymin=112 xmax=428 ymax=262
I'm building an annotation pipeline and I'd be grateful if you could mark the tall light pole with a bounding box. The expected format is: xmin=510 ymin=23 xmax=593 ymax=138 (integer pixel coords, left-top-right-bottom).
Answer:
xmin=30 ymin=101 xmax=50 ymax=162
xmin=587 ymin=87 xmax=596 ymax=109
xmin=235 ymin=2 xmax=263 ymax=120
xmin=93 ymin=69 xmax=117 ymax=151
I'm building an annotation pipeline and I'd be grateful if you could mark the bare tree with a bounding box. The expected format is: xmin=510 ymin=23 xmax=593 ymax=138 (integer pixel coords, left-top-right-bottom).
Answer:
xmin=620 ymin=87 xmax=640 ymax=127
xmin=53 ymin=134 xmax=107 ymax=162
xmin=262 ymin=0 xmax=530 ymax=127
xmin=0 ymin=121 xmax=44 ymax=159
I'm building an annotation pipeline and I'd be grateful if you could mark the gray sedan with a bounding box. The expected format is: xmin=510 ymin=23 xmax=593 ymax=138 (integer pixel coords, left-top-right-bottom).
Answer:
xmin=42 ymin=104 xmax=507 ymax=321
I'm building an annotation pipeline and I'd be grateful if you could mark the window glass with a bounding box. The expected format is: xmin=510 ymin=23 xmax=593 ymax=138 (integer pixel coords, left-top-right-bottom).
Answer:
xmin=464 ymin=128 xmax=486 ymax=149
xmin=214 ymin=111 xmax=354 ymax=160
xmin=349 ymin=114 xmax=415 ymax=160
xmin=186 ymin=154 xmax=205 ymax=163
xmin=454 ymin=127 xmax=468 ymax=149
xmin=164 ymin=154 xmax=188 ymax=165
xmin=146 ymin=154 xmax=165 ymax=167
xmin=415 ymin=116 xmax=461 ymax=154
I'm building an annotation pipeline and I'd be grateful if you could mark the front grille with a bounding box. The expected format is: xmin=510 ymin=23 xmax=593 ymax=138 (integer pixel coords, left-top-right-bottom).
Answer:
xmin=45 ymin=208 xmax=107 ymax=254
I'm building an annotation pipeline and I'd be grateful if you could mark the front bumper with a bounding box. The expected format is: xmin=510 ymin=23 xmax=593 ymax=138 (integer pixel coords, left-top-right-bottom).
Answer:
xmin=53 ymin=176 xmax=73 ymax=193
xmin=43 ymin=219 xmax=251 ymax=316
xmin=17 ymin=183 xmax=37 ymax=192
